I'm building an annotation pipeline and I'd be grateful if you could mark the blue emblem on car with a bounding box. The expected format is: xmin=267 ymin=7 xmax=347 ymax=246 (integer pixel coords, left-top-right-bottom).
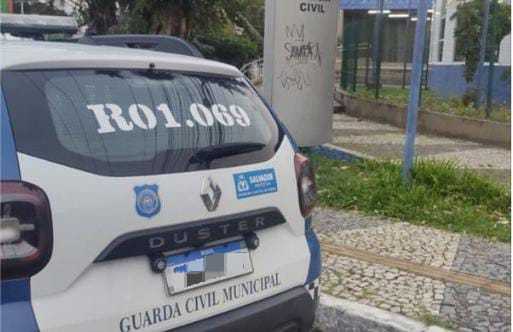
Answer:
xmin=134 ymin=184 xmax=161 ymax=218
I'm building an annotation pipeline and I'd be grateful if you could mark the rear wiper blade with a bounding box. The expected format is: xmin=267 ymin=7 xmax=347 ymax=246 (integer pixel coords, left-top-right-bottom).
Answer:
xmin=188 ymin=142 xmax=266 ymax=167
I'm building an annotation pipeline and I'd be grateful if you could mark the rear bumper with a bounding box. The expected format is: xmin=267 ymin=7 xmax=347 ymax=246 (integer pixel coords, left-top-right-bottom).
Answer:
xmin=173 ymin=286 xmax=317 ymax=332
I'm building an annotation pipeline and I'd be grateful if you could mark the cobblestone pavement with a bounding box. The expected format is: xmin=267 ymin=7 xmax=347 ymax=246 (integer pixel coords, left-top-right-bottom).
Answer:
xmin=314 ymin=208 xmax=511 ymax=331
xmin=452 ymin=237 xmax=511 ymax=283
xmin=323 ymin=254 xmax=446 ymax=318
xmin=319 ymin=223 xmax=460 ymax=270
xmin=440 ymin=283 xmax=511 ymax=332
xmin=331 ymin=113 xmax=511 ymax=185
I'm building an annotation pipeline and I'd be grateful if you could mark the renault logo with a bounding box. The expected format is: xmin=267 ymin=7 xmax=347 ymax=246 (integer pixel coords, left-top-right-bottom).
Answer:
xmin=200 ymin=178 xmax=222 ymax=212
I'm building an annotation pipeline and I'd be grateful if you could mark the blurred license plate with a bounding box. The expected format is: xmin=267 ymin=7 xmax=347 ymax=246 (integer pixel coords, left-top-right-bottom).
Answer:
xmin=163 ymin=241 xmax=253 ymax=296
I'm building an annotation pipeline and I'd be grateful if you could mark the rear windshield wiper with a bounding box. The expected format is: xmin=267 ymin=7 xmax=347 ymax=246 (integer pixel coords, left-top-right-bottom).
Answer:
xmin=188 ymin=142 xmax=266 ymax=168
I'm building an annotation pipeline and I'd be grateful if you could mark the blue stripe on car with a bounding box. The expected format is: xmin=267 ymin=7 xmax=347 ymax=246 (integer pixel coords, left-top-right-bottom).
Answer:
xmin=1 ymin=88 xmax=40 ymax=332
xmin=1 ymin=90 xmax=20 ymax=180
xmin=1 ymin=279 xmax=39 ymax=332
xmin=304 ymin=217 xmax=321 ymax=284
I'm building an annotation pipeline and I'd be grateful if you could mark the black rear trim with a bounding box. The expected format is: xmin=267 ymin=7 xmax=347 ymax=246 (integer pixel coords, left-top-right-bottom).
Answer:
xmin=95 ymin=208 xmax=285 ymax=262
xmin=171 ymin=287 xmax=315 ymax=332
xmin=78 ymin=35 xmax=204 ymax=58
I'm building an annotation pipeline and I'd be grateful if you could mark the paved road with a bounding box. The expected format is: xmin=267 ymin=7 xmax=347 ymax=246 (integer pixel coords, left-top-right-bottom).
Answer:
xmin=314 ymin=208 xmax=511 ymax=332
xmin=331 ymin=113 xmax=511 ymax=185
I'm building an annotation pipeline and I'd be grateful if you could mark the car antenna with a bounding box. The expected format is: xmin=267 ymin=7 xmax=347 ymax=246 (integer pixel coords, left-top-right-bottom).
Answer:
xmin=148 ymin=62 xmax=156 ymax=73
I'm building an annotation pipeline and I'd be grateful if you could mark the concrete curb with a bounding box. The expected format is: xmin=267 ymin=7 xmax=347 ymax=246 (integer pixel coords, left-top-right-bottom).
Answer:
xmin=335 ymin=88 xmax=510 ymax=148
xmin=313 ymin=143 xmax=373 ymax=162
xmin=315 ymin=294 xmax=451 ymax=332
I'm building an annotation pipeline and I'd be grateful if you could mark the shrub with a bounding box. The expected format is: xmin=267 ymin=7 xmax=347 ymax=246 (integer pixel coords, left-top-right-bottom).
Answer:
xmin=461 ymin=89 xmax=479 ymax=106
xmin=194 ymin=32 xmax=259 ymax=67
xmin=453 ymin=0 xmax=511 ymax=83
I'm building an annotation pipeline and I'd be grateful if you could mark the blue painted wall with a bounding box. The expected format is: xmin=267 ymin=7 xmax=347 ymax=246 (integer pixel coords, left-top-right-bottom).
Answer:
xmin=340 ymin=0 xmax=433 ymax=10
xmin=428 ymin=64 xmax=511 ymax=105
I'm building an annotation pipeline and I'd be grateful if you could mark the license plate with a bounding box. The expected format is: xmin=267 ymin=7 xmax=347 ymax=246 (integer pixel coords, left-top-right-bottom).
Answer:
xmin=163 ymin=241 xmax=253 ymax=296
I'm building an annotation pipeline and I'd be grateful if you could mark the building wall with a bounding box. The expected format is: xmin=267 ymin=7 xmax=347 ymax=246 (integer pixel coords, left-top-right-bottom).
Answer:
xmin=428 ymin=0 xmax=441 ymax=61
xmin=499 ymin=34 xmax=511 ymax=65
xmin=429 ymin=0 xmax=458 ymax=63
xmin=429 ymin=63 xmax=510 ymax=104
xmin=442 ymin=2 xmax=457 ymax=62
xmin=430 ymin=0 xmax=511 ymax=65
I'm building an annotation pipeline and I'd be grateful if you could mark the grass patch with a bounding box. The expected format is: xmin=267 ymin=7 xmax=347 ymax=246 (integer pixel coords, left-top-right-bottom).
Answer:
xmin=347 ymin=85 xmax=510 ymax=123
xmin=310 ymin=154 xmax=511 ymax=242
xmin=417 ymin=308 xmax=456 ymax=330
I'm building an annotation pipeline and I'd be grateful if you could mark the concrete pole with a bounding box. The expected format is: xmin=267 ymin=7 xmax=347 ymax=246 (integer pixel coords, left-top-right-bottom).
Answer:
xmin=263 ymin=0 xmax=338 ymax=146
xmin=474 ymin=0 xmax=491 ymax=109
xmin=401 ymin=0 xmax=429 ymax=183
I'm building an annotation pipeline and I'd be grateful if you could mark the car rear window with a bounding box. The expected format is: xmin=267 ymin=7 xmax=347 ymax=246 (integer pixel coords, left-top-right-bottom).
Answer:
xmin=2 ymin=69 xmax=282 ymax=176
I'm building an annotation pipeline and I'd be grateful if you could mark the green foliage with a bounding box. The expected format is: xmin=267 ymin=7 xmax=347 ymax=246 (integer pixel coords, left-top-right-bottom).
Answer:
xmin=117 ymin=0 xmax=221 ymax=36
xmin=75 ymin=0 xmax=264 ymax=65
xmin=461 ymin=88 xmax=479 ymax=106
xmin=310 ymin=154 xmax=511 ymax=242
xmin=195 ymin=32 xmax=258 ymax=67
xmin=453 ymin=0 xmax=511 ymax=82
xmin=416 ymin=309 xmax=456 ymax=330
xmin=348 ymin=85 xmax=510 ymax=122
xmin=0 ymin=0 xmax=9 ymax=13
xmin=75 ymin=0 xmax=118 ymax=34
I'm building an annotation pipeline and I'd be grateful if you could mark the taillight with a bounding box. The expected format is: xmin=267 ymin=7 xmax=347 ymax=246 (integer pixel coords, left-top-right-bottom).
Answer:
xmin=294 ymin=153 xmax=317 ymax=218
xmin=1 ymin=181 xmax=53 ymax=280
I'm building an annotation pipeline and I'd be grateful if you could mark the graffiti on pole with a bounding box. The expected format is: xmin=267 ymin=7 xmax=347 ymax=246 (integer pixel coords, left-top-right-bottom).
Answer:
xmin=264 ymin=0 xmax=338 ymax=146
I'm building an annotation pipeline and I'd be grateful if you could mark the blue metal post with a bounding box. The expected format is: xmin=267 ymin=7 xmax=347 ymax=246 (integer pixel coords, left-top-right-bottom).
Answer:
xmin=401 ymin=0 xmax=429 ymax=182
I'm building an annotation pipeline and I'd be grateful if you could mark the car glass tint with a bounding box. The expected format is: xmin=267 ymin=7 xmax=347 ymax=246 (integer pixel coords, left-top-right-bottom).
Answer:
xmin=3 ymin=70 xmax=281 ymax=176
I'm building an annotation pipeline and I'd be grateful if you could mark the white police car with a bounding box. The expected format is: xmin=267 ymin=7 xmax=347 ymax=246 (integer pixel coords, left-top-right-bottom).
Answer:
xmin=1 ymin=40 xmax=321 ymax=332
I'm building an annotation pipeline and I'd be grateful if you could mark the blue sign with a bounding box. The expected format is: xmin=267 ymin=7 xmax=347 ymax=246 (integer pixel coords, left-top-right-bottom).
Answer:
xmin=134 ymin=184 xmax=161 ymax=218
xmin=233 ymin=168 xmax=278 ymax=199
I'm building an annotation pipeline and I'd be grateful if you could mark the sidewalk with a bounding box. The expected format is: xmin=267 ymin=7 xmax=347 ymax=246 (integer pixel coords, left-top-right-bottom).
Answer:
xmin=330 ymin=113 xmax=511 ymax=185
xmin=314 ymin=208 xmax=511 ymax=332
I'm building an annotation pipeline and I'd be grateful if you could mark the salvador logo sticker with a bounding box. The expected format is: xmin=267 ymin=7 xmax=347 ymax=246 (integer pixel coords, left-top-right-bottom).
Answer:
xmin=233 ymin=168 xmax=278 ymax=199
xmin=134 ymin=184 xmax=161 ymax=218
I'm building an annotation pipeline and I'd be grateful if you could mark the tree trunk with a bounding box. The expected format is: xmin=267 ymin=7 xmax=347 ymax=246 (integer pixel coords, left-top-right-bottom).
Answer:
xmin=166 ymin=6 xmax=186 ymax=37
xmin=179 ymin=17 xmax=187 ymax=38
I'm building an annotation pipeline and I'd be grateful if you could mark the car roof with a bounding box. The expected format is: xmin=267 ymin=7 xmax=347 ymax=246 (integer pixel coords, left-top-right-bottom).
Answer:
xmin=0 ymin=40 xmax=242 ymax=77
xmin=79 ymin=35 xmax=204 ymax=58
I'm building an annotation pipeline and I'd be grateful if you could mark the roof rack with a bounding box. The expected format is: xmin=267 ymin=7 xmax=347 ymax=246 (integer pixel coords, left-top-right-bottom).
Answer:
xmin=0 ymin=14 xmax=204 ymax=58
xmin=79 ymin=34 xmax=204 ymax=58
xmin=0 ymin=13 xmax=78 ymax=36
